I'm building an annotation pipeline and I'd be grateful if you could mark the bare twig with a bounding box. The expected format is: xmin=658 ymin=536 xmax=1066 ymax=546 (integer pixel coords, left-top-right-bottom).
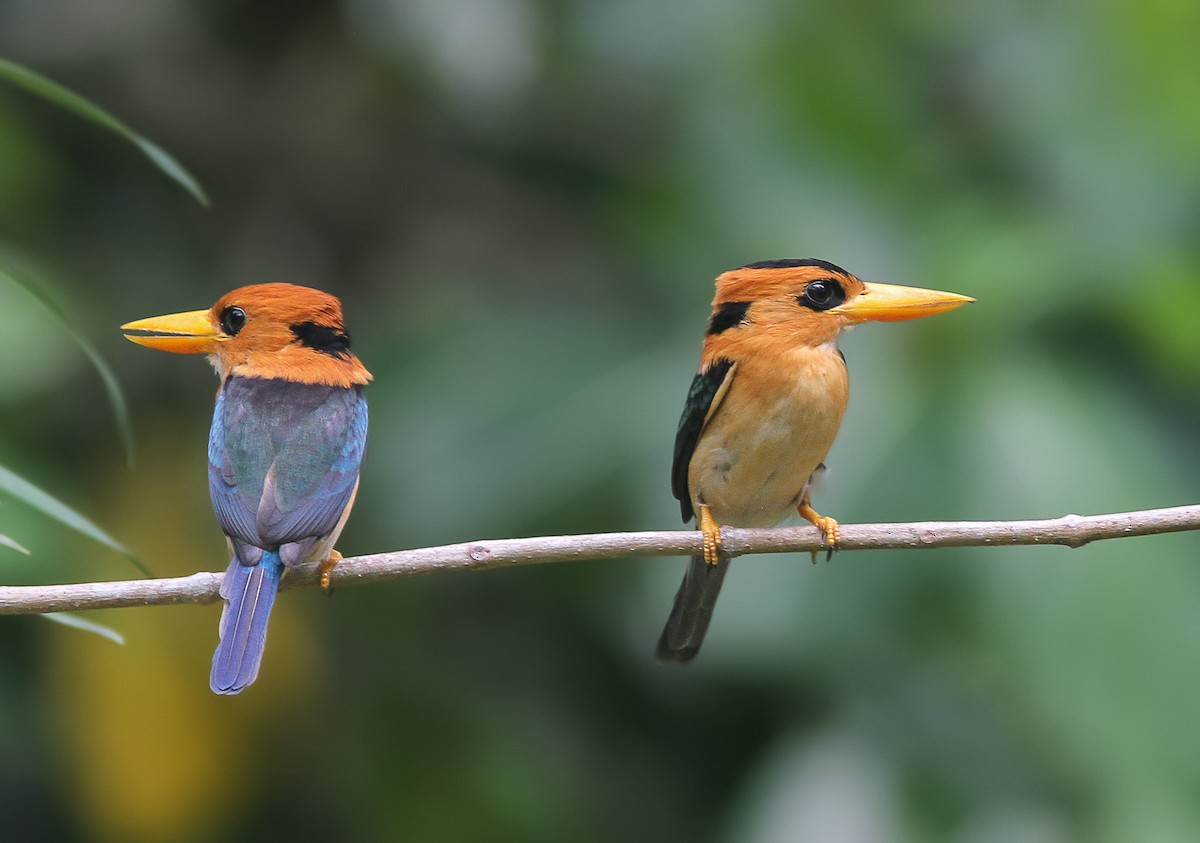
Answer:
xmin=2 ymin=504 xmax=1198 ymax=616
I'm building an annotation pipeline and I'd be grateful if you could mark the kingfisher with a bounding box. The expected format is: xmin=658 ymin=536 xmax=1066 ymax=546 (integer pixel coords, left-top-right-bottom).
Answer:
xmin=657 ymin=259 xmax=972 ymax=662
xmin=122 ymin=283 xmax=371 ymax=694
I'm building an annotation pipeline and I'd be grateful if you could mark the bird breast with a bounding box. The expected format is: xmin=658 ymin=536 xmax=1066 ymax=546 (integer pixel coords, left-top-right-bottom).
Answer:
xmin=688 ymin=343 xmax=848 ymax=527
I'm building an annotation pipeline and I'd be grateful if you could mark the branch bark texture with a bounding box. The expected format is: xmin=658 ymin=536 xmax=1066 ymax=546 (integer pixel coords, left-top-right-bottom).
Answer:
xmin=2 ymin=504 xmax=1198 ymax=616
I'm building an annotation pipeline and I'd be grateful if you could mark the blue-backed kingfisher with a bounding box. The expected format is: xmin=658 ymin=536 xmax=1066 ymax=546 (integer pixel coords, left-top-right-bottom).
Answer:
xmin=122 ymin=283 xmax=371 ymax=694
xmin=658 ymin=259 xmax=972 ymax=662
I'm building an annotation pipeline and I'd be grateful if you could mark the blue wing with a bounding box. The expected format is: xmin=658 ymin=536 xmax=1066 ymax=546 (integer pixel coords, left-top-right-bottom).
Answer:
xmin=205 ymin=376 xmax=366 ymax=695
xmin=208 ymin=376 xmax=368 ymax=554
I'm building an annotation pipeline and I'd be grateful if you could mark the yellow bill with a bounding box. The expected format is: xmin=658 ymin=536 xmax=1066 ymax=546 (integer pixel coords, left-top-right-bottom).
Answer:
xmin=830 ymin=282 xmax=974 ymax=324
xmin=121 ymin=309 xmax=222 ymax=354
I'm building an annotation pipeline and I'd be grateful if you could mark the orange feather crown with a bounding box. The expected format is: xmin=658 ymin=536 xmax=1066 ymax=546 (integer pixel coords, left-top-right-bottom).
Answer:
xmin=702 ymin=260 xmax=864 ymax=358
xmin=712 ymin=259 xmax=864 ymax=306
xmin=122 ymin=282 xmax=372 ymax=388
xmin=697 ymin=258 xmax=973 ymax=369
xmin=207 ymin=283 xmax=372 ymax=386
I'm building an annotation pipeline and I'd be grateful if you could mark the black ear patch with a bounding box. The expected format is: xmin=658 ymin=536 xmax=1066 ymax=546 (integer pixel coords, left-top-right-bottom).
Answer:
xmin=291 ymin=321 xmax=351 ymax=357
xmin=707 ymin=301 xmax=751 ymax=335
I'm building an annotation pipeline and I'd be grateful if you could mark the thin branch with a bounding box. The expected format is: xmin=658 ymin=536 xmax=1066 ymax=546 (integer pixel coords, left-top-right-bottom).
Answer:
xmin=2 ymin=504 xmax=1198 ymax=616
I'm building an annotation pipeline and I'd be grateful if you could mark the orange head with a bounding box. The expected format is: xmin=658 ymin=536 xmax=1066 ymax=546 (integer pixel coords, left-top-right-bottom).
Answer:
xmin=706 ymin=258 xmax=973 ymax=351
xmin=122 ymin=283 xmax=372 ymax=387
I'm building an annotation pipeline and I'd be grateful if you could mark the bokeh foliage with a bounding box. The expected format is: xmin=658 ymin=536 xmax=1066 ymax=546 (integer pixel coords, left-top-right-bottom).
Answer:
xmin=2 ymin=1 xmax=1200 ymax=841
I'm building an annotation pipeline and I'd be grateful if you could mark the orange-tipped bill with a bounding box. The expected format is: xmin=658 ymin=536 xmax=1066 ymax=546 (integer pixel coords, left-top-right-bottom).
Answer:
xmin=121 ymin=309 xmax=222 ymax=353
xmin=830 ymin=282 xmax=974 ymax=324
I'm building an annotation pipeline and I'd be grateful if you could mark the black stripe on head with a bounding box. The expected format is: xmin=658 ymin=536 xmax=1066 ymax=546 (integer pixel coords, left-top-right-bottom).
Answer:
xmin=707 ymin=301 xmax=751 ymax=335
xmin=738 ymin=258 xmax=850 ymax=275
xmin=291 ymin=321 xmax=351 ymax=357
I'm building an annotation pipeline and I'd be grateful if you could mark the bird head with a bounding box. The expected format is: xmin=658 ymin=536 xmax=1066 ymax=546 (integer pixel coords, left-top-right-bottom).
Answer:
xmin=708 ymin=258 xmax=973 ymax=348
xmin=122 ymin=283 xmax=372 ymax=386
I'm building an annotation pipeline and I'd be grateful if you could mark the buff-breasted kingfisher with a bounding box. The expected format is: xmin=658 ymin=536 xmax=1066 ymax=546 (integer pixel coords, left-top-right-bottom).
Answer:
xmin=122 ymin=283 xmax=370 ymax=694
xmin=657 ymin=259 xmax=972 ymax=662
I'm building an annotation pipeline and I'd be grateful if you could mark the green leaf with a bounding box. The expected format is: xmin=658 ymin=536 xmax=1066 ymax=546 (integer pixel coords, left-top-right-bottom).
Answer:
xmin=42 ymin=612 xmax=125 ymax=645
xmin=0 ymin=463 xmax=151 ymax=577
xmin=0 ymin=261 xmax=135 ymax=466
xmin=0 ymin=57 xmax=209 ymax=207
xmin=0 ymin=534 xmax=30 ymax=555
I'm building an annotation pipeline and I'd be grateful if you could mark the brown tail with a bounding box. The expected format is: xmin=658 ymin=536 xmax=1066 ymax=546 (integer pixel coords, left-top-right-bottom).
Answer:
xmin=655 ymin=555 xmax=731 ymax=662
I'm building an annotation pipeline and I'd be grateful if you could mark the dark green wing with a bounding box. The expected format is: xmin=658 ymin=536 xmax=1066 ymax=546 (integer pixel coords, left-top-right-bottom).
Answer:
xmin=670 ymin=358 xmax=735 ymax=522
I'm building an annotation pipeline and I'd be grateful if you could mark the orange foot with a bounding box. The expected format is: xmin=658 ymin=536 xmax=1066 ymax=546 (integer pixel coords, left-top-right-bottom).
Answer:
xmin=319 ymin=549 xmax=343 ymax=592
xmin=698 ymin=503 xmax=723 ymax=567
xmin=797 ymin=500 xmax=840 ymax=563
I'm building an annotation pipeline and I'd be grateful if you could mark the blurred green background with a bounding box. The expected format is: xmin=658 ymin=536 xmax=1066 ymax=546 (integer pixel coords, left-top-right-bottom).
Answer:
xmin=3 ymin=1 xmax=1200 ymax=840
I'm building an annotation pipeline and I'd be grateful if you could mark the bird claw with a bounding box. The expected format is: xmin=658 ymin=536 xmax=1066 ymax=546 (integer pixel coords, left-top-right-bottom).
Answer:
xmin=798 ymin=502 xmax=840 ymax=564
xmin=319 ymin=549 xmax=343 ymax=592
xmin=815 ymin=515 xmax=840 ymax=563
xmin=698 ymin=504 xmax=723 ymax=567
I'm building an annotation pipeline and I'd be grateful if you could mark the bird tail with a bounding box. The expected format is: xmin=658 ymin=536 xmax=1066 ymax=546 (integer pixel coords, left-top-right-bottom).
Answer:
xmin=210 ymin=550 xmax=283 ymax=695
xmin=655 ymin=555 xmax=731 ymax=662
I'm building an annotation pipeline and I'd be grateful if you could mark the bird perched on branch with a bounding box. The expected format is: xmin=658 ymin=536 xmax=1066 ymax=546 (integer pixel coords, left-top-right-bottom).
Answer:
xmin=123 ymin=284 xmax=370 ymax=694
xmin=657 ymin=259 xmax=972 ymax=662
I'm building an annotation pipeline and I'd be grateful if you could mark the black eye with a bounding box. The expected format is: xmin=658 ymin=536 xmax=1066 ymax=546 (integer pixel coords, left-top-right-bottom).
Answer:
xmin=798 ymin=279 xmax=845 ymax=311
xmin=220 ymin=306 xmax=246 ymax=336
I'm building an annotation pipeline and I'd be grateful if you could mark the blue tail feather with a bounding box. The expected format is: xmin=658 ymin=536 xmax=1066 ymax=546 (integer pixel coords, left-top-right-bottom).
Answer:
xmin=210 ymin=550 xmax=283 ymax=695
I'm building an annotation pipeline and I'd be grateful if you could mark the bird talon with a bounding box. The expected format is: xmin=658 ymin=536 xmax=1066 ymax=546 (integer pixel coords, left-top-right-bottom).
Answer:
xmin=817 ymin=516 xmax=841 ymax=549
xmin=319 ymin=550 xmax=343 ymax=593
xmin=698 ymin=504 xmax=723 ymax=567
xmin=798 ymin=502 xmax=840 ymax=563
